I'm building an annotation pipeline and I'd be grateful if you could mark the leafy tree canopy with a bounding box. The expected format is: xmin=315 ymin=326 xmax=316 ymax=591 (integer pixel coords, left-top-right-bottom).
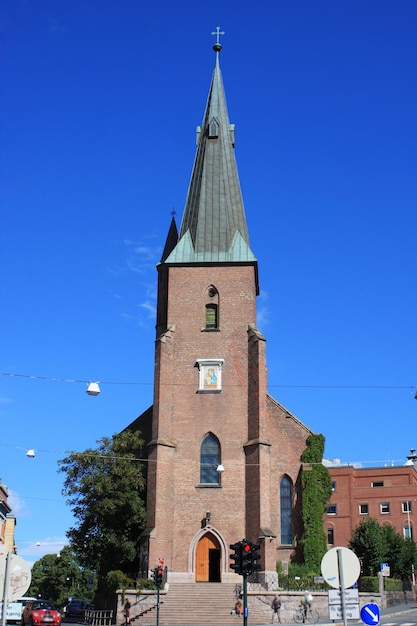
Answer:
xmin=28 ymin=545 xmax=96 ymax=610
xmin=349 ymin=517 xmax=417 ymax=578
xmin=59 ymin=430 xmax=147 ymax=584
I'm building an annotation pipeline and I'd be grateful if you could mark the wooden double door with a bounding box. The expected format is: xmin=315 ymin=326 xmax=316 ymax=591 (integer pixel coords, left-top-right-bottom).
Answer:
xmin=195 ymin=533 xmax=221 ymax=582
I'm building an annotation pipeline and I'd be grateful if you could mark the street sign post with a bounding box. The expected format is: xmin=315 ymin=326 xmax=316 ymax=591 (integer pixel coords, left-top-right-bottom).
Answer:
xmin=361 ymin=603 xmax=380 ymax=625
xmin=328 ymin=589 xmax=360 ymax=620
xmin=321 ymin=548 xmax=361 ymax=626
xmin=321 ymin=547 xmax=361 ymax=589
xmin=0 ymin=553 xmax=31 ymax=626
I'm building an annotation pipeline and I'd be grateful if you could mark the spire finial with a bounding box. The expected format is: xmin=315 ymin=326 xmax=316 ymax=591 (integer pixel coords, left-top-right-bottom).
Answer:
xmin=211 ymin=26 xmax=225 ymax=53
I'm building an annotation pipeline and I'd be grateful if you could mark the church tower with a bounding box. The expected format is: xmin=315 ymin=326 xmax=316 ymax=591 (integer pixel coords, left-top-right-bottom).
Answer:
xmin=134 ymin=33 xmax=314 ymax=586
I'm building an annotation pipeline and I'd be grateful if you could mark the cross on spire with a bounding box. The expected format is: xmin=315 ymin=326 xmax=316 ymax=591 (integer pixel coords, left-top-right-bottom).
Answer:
xmin=211 ymin=26 xmax=225 ymax=45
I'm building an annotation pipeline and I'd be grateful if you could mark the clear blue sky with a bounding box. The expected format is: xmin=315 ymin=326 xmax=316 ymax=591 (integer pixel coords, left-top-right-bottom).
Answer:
xmin=1 ymin=0 xmax=416 ymax=566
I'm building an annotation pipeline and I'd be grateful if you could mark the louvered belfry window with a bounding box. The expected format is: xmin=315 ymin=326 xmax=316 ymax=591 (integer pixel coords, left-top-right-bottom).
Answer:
xmin=205 ymin=303 xmax=218 ymax=329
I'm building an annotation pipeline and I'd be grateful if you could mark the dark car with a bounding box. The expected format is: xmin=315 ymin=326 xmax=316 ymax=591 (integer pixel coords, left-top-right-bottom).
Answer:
xmin=21 ymin=600 xmax=61 ymax=626
xmin=64 ymin=601 xmax=86 ymax=619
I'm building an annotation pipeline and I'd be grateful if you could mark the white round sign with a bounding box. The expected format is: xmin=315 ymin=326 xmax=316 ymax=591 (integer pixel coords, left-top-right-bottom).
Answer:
xmin=0 ymin=553 xmax=32 ymax=601
xmin=321 ymin=546 xmax=360 ymax=589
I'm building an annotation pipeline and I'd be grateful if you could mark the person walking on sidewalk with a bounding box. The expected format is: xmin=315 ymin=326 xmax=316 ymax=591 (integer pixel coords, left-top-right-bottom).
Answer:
xmin=271 ymin=594 xmax=282 ymax=623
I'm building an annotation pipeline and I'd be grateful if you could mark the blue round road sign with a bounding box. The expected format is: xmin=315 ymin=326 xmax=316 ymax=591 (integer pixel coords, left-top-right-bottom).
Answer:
xmin=361 ymin=603 xmax=380 ymax=625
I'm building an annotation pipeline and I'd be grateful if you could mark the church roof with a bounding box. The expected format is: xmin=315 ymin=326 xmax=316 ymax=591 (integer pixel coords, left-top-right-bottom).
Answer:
xmin=163 ymin=36 xmax=258 ymax=270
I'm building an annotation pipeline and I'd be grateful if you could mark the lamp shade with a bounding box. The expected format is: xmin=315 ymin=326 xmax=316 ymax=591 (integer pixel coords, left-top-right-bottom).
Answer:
xmin=86 ymin=382 xmax=100 ymax=396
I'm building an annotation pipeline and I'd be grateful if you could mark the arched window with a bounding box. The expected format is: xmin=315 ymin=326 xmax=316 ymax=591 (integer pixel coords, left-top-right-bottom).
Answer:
xmin=200 ymin=434 xmax=221 ymax=484
xmin=280 ymin=476 xmax=293 ymax=545
xmin=204 ymin=286 xmax=219 ymax=330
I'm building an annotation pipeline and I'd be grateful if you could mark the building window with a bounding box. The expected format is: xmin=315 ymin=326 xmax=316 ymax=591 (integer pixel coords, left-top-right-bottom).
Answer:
xmin=326 ymin=504 xmax=337 ymax=515
xmin=331 ymin=481 xmax=336 ymax=491
xmin=327 ymin=528 xmax=334 ymax=545
xmin=205 ymin=304 xmax=218 ymax=329
xmin=380 ymin=502 xmax=390 ymax=514
xmin=203 ymin=285 xmax=219 ymax=330
xmin=280 ymin=476 xmax=293 ymax=545
xmin=200 ymin=434 xmax=221 ymax=485
xmin=196 ymin=358 xmax=224 ymax=393
xmin=359 ymin=504 xmax=369 ymax=515
xmin=402 ymin=501 xmax=412 ymax=513
xmin=371 ymin=481 xmax=384 ymax=487
xmin=404 ymin=525 xmax=413 ymax=539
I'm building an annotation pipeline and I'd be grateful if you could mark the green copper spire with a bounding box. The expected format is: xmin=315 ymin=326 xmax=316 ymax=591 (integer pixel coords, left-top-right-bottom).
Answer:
xmin=163 ymin=30 xmax=258 ymax=278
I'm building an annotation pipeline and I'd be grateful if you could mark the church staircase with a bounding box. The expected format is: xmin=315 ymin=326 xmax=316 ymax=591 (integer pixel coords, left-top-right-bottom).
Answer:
xmin=137 ymin=582 xmax=270 ymax=626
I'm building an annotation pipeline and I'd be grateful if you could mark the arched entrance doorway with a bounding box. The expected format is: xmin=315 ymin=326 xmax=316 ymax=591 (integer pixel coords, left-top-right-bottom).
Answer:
xmin=195 ymin=532 xmax=221 ymax=582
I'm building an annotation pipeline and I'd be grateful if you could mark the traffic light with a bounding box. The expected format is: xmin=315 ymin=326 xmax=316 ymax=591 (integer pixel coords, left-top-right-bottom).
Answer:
xmin=230 ymin=541 xmax=243 ymax=574
xmin=156 ymin=567 xmax=164 ymax=588
xmin=251 ymin=543 xmax=261 ymax=572
xmin=241 ymin=540 xmax=253 ymax=575
xmin=151 ymin=567 xmax=157 ymax=584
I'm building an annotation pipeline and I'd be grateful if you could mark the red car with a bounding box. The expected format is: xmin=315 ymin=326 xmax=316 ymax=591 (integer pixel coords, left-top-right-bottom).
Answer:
xmin=21 ymin=600 xmax=61 ymax=626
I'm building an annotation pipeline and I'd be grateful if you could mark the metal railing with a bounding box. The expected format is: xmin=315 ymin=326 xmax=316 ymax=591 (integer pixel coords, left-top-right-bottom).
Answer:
xmin=84 ymin=609 xmax=113 ymax=625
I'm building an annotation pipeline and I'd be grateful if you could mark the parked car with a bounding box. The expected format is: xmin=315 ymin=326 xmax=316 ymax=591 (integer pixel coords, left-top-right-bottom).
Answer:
xmin=64 ymin=600 xmax=86 ymax=619
xmin=21 ymin=600 xmax=61 ymax=626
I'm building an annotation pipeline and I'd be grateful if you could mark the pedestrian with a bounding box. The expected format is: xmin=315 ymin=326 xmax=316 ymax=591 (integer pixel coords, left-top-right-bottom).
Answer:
xmin=234 ymin=599 xmax=243 ymax=615
xmin=123 ymin=599 xmax=131 ymax=625
xmin=271 ymin=594 xmax=281 ymax=623
xmin=300 ymin=592 xmax=313 ymax=623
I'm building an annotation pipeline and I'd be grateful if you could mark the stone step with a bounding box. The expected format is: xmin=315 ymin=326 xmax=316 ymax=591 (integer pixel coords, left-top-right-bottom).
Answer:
xmin=150 ymin=583 xmax=271 ymax=625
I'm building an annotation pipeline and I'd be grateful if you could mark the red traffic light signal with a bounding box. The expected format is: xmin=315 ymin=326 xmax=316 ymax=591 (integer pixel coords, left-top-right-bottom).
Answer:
xmin=241 ymin=539 xmax=253 ymax=575
xmin=156 ymin=567 xmax=164 ymax=587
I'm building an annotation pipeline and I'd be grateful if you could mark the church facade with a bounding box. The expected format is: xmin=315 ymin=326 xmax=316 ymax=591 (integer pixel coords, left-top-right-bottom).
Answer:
xmin=127 ymin=38 xmax=316 ymax=587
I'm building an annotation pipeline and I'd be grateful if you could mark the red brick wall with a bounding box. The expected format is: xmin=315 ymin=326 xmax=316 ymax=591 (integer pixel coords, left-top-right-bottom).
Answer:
xmin=327 ymin=465 xmax=417 ymax=547
xmin=142 ymin=261 xmax=314 ymax=580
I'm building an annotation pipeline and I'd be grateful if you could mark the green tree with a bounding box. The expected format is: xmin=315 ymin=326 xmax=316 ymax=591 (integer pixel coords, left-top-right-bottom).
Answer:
xmin=398 ymin=537 xmax=417 ymax=579
xmin=349 ymin=518 xmax=417 ymax=579
xmin=300 ymin=434 xmax=332 ymax=572
xmin=28 ymin=546 xmax=96 ymax=610
xmin=381 ymin=523 xmax=403 ymax=576
xmin=349 ymin=518 xmax=387 ymax=575
xmin=59 ymin=430 xmax=147 ymax=606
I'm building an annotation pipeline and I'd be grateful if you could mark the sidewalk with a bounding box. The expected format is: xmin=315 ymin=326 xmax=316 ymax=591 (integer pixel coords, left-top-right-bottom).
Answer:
xmin=172 ymin=601 xmax=417 ymax=626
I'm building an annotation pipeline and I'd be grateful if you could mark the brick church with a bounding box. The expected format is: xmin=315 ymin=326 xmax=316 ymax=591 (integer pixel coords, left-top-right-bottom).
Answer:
xmin=126 ymin=34 xmax=317 ymax=588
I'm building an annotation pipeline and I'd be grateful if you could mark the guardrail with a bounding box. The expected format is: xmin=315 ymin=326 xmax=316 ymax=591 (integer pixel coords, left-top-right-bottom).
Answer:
xmin=84 ymin=609 xmax=113 ymax=625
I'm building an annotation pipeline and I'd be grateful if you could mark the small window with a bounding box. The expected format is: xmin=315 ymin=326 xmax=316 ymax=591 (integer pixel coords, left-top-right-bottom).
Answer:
xmin=331 ymin=481 xmax=336 ymax=491
xmin=327 ymin=528 xmax=334 ymax=545
xmin=205 ymin=304 xmax=218 ymax=329
xmin=402 ymin=501 xmax=412 ymax=513
xmin=359 ymin=503 xmax=369 ymax=515
xmin=372 ymin=481 xmax=384 ymax=487
xmin=404 ymin=525 xmax=413 ymax=539
xmin=380 ymin=502 xmax=390 ymax=514
xmin=326 ymin=504 xmax=337 ymax=515
xmin=209 ymin=118 xmax=219 ymax=138
xmin=204 ymin=285 xmax=219 ymax=330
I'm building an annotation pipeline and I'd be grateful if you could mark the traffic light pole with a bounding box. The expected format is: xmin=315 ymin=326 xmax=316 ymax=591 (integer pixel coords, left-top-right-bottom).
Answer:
xmin=243 ymin=574 xmax=248 ymax=626
xmin=156 ymin=586 xmax=160 ymax=626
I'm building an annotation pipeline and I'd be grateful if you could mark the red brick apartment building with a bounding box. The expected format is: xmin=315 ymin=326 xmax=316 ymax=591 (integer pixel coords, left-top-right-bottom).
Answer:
xmin=326 ymin=455 xmax=417 ymax=548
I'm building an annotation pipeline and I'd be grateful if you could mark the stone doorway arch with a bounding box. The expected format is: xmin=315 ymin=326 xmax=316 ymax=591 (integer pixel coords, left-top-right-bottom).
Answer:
xmin=191 ymin=528 xmax=227 ymax=582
